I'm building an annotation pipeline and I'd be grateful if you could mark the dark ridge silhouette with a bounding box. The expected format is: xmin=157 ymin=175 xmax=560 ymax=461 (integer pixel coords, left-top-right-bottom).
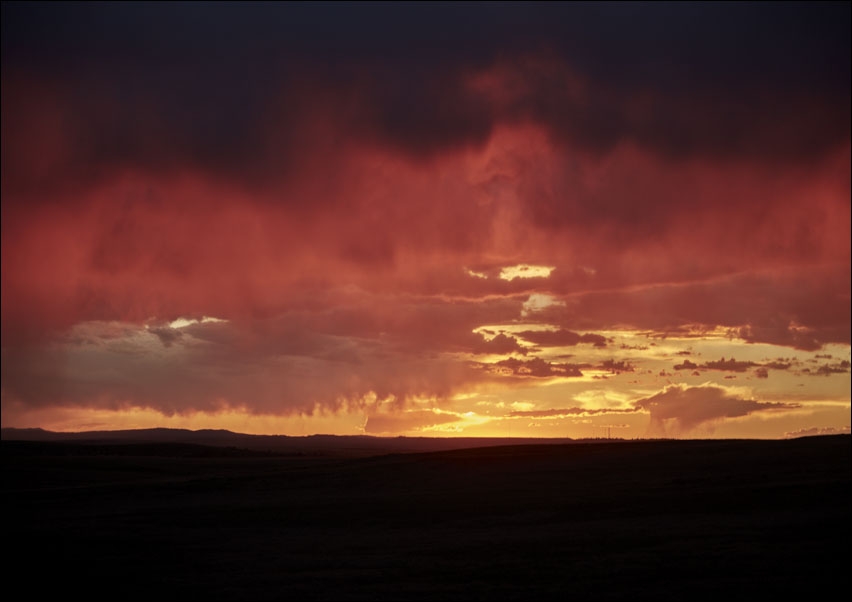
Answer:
xmin=3 ymin=433 xmax=848 ymax=600
xmin=1 ymin=440 xmax=286 ymax=458
xmin=1 ymin=426 xmax=587 ymax=457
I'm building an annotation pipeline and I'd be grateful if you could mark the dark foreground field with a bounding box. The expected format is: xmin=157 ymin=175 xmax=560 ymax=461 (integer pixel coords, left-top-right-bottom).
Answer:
xmin=3 ymin=434 xmax=850 ymax=600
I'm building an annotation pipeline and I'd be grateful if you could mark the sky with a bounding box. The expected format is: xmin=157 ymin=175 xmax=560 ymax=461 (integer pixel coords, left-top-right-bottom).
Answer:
xmin=1 ymin=2 xmax=850 ymax=439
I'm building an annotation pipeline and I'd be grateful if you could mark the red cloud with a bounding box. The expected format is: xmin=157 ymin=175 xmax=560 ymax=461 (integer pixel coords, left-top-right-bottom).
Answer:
xmin=1 ymin=5 xmax=848 ymax=429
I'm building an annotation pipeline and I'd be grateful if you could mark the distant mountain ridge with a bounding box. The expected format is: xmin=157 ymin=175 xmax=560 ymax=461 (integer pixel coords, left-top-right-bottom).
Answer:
xmin=0 ymin=426 xmax=583 ymax=457
xmin=2 ymin=426 xmax=263 ymax=443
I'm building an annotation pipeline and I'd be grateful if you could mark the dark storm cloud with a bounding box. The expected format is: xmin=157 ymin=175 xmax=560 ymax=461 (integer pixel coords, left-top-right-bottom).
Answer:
xmin=0 ymin=316 xmax=485 ymax=415
xmin=3 ymin=2 xmax=849 ymax=196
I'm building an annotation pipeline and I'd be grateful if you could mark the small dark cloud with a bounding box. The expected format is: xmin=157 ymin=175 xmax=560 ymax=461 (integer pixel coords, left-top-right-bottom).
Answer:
xmin=738 ymin=324 xmax=823 ymax=351
xmin=516 ymin=329 xmax=607 ymax=348
xmin=470 ymin=333 xmax=527 ymax=356
xmin=814 ymin=361 xmax=850 ymax=376
xmin=599 ymin=359 xmax=634 ymax=373
xmin=674 ymin=359 xmax=699 ymax=370
xmin=490 ymin=357 xmax=584 ymax=378
xmin=702 ymin=357 xmax=756 ymax=372
xmin=148 ymin=326 xmax=183 ymax=347
xmin=764 ymin=361 xmax=793 ymax=370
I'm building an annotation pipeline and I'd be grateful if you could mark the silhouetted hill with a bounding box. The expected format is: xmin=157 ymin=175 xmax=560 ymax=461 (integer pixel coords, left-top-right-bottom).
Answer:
xmin=1 ymin=439 xmax=282 ymax=458
xmin=1 ymin=426 xmax=585 ymax=457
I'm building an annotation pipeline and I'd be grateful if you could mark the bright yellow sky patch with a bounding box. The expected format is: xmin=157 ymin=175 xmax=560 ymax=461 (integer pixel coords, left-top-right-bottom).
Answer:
xmin=465 ymin=268 xmax=488 ymax=279
xmin=167 ymin=316 xmax=227 ymax=329
xmin=499 ymin=264 xmax=555 ymax=280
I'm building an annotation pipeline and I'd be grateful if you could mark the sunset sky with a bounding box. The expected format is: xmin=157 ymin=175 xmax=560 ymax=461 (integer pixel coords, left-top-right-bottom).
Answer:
xmin=2 ymin=2 xmax=849 ymax=439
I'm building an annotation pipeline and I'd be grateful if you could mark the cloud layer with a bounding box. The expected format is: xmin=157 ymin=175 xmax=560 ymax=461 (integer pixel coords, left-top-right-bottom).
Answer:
xmin=2 ymin=3 xmax=849 ymax=436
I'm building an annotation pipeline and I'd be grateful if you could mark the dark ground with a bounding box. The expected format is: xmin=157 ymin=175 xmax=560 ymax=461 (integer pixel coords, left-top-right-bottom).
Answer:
xmin=3 ymin=434 xmax=850 ymax=600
